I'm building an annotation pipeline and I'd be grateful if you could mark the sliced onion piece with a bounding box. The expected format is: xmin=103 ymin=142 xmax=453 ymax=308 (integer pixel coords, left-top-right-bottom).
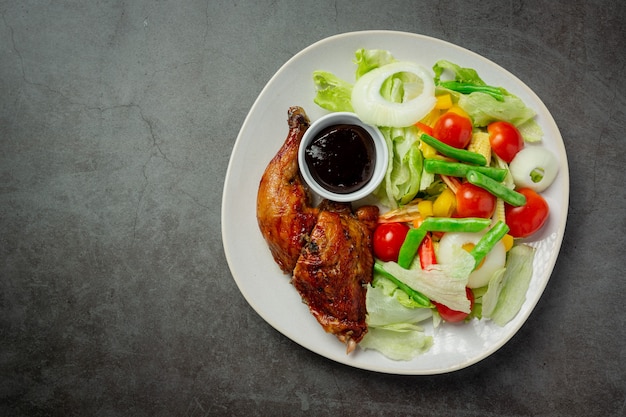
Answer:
xmin=437 ymin=231 xmax=506 ymax=289
xmin=351 ymin=61 xmax=436 ymax=128
xmin=509 ymin=146 xmax=559 ymax=192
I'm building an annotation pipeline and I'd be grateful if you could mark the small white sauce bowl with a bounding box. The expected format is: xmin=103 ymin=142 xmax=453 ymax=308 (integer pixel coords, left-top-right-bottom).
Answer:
xmin=298 ymin=112 xmax=388 ymax=203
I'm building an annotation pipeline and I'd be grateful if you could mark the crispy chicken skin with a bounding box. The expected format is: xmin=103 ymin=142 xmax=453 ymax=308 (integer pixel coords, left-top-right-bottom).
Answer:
xmin=256 ymin=106 xmax=319 ymax=274
xmin=292 ymin=201 xmax=379 ymax=353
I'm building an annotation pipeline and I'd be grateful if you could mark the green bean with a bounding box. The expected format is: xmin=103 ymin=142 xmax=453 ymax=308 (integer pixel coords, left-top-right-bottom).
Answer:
xmin=424 ymin=159 xmax=508 ymax=182
xmin=466 ymin=170 xmax=526 ymax=206
xmin=420 ymin=133 xmax=487 ymax=166
xmin=397 ymin=217 xmax=491 ymax=269
xmin=374 ymin=262 xmax=432 ymax=308
xmin=469 ymin=221 xmax=510 ymax=269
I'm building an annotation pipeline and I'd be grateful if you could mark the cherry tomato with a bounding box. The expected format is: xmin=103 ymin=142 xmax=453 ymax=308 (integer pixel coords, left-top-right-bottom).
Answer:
xmin=488 ymin=121 xmax=524 ymax=163
xmin=433 ymin=287 xmax=475 ymax=323
xmin=373 ymin=222 xmax=410 ymax=262
xmin=432 ymin=112 xmax=473 ymax=149
xmin=505 ymin=188 xmax=549 ymax=238
xmin=455 ymin=182 xmax=496 ymax=219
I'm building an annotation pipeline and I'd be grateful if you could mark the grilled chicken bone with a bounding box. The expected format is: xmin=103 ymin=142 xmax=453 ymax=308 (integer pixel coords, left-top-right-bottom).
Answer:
xmin=256 ymin=106 xmax=379 ymax=353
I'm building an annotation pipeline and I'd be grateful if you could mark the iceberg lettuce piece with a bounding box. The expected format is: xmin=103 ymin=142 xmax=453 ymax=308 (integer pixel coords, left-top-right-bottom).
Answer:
xmin=359 ymin=325 xmax=433 ymax=361
xmin=312 ymin=70 xmax=354 ymax=112
xmin=366 ymin=279 xmax=432 ymax=326
xmin=480 ymin=267 xmax=507 ymax=318
xmin=362 ymin=276 xmax=434 ymax=361
xmin=373 ymin=125 xmax=423 ymax=208
xmin=354 ymin=48 xmax=396 ymax=79
xmin=380 ymin=247 xmax=475 ymax=313
xmin=516 ymin=117 xmax=544 ymax=143
xmin=484 ymin=244 xmax=535 ymax=325
xmin=458 ymin=92 xmax=537 ymax=127
xmin=433 ymin=59 xmax=487 ymax=85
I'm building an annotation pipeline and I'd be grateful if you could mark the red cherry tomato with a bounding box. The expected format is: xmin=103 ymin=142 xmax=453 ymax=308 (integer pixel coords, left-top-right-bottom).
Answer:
xmin=373 ymin=222 xmax=410 ymax=262
xmin=505 ymin=188 xmax=549 ymax=238
xmin=433 ymin=287 xmax=475 ymax=323
xmin=488 ymin=121 xmax=524 ymax=163
xmin=432 ymin=112 xmax=473 ymax=149
xmin=455 ymin=182 xmax=496 ymax=219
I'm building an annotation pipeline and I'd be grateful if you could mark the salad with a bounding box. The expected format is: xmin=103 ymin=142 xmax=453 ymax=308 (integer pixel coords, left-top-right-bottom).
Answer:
xmin=311 ymin=49 xmax=559 ymax=360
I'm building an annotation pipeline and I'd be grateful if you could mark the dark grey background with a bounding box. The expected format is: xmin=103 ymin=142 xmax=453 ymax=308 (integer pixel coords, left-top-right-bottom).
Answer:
xmin=1 ymin=1 xmax=624 ymax=416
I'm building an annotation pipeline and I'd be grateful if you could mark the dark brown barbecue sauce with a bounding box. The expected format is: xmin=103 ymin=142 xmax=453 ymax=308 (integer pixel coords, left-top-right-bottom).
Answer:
xmin=304 ymin=124 xmax=376 ymax=194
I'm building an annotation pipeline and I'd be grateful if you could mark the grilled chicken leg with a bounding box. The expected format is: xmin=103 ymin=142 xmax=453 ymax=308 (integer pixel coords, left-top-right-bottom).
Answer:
xmin=257 ymin=107 xmax=380 ymax=354
xmin=256 ymin=106 xmax=319 ymax=274
xmin=292 ymin=201 xmax=379 ymax=353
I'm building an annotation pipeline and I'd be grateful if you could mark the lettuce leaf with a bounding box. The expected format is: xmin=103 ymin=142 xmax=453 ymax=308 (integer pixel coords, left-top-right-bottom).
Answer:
xmin=373 ymin=125 xmax=424 ymax=208
xmin=354 ymin=48 xmax=396 ymax=79
xmin=379 ymin=247 xmax=475 ymax=313
xmin=483 ymin=244 xmax=535 ymax=325
xmin=433 ymin=60 xmax=487 ymax=85
xmin=458 ymin=93 xmax=537 ymax=127
xmin=480 ymin=267 xmax=507 ymax=318
xmin=367 ymin=277 xmax=433 ymax=323
xmin=359 ymin=326 xmax=433 ymax=361
xmin=312 ymin=70 xmax=354 ymax=112
xmin=362 ymin=274 xmax=434 ymax=360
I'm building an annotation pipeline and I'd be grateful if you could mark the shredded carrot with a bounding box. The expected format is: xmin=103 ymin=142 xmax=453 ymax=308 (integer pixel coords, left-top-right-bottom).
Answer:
xmin=378 ymin=200 xmax=424 ymax=224
xmin=440 ymin=174 xmax=461 ymax=194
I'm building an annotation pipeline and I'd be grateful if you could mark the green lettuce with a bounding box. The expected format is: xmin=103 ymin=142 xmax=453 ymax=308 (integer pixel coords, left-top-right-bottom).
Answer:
xmin=312 ymin=70 xmax=354 ymax=112
xmin=366 ymin=278 xmax=432 ymax=325
xmin=374 ymin=126 xmax=423 ymax=208
xmin=362 ymin=277 xmax=433 ymax=361
xmin=433 ymin=59 xmax=488 ymax=85
xmin=482 ymin=244 xmax=535 ymax=325
xmin=380 ymin=247 xmax=475 ymax=313
xmin=359 ymin=325 xmax=433 ymax=361
xmin=458 ymin=93 xmax=537 ymax=128
xmin=354 ymin=48 xmax=396 ymax=79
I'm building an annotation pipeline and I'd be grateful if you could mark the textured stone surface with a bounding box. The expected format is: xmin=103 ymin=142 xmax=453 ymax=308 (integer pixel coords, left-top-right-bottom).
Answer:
xmin=1 ymin=1 xmax=624 ymax=416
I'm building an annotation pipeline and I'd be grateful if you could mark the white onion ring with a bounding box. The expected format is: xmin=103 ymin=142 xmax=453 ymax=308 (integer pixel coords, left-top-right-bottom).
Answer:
xmin=509 ymin=146 xmax=559 ymax=192
xmin=437 ymin=232 xmax=506 ymax=289
xmin=351 ymin=61 xmax=436 ymax=128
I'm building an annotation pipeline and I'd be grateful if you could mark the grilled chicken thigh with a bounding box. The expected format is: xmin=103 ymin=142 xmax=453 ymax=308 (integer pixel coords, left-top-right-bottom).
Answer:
xmin=292 ymin=201 xmax=379 ymax=353
xmin=256 ymin=106 xmax=319 ymax=274
xmin=257 ymin=107 xmax=379 ymax=354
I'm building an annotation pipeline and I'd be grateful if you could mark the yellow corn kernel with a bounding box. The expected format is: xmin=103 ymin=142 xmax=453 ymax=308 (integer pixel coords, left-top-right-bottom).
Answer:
xmin=468 ymin=131 xmax=492 ymax=165
xmin=433 ymin=188 xmax=456 ymax=217
xmin=420 ymin=141 xmax=438 ymax=159
xmin=501 ymin=234 xmax=514 ymax=252
xmin=435 ymin=94 xmax=453 ymax=110
xmin=446 ymin=105 xmax=470 ymax=119
xmin=417 ymin=200 xmax=434 ymax=218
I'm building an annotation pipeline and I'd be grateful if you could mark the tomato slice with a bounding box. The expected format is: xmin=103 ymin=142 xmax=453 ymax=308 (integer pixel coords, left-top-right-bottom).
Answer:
xmin=432 ymin=112 xmax=473 ymax=149
xmin=505 ymin=188 xmax=549 ymax=238
xmin=373 ymin=222 xmax=410 ymax=262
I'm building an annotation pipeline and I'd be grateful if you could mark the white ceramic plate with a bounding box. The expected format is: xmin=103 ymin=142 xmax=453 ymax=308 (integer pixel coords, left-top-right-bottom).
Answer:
xmin=221 ymin=31 xmax=569 ymax=375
